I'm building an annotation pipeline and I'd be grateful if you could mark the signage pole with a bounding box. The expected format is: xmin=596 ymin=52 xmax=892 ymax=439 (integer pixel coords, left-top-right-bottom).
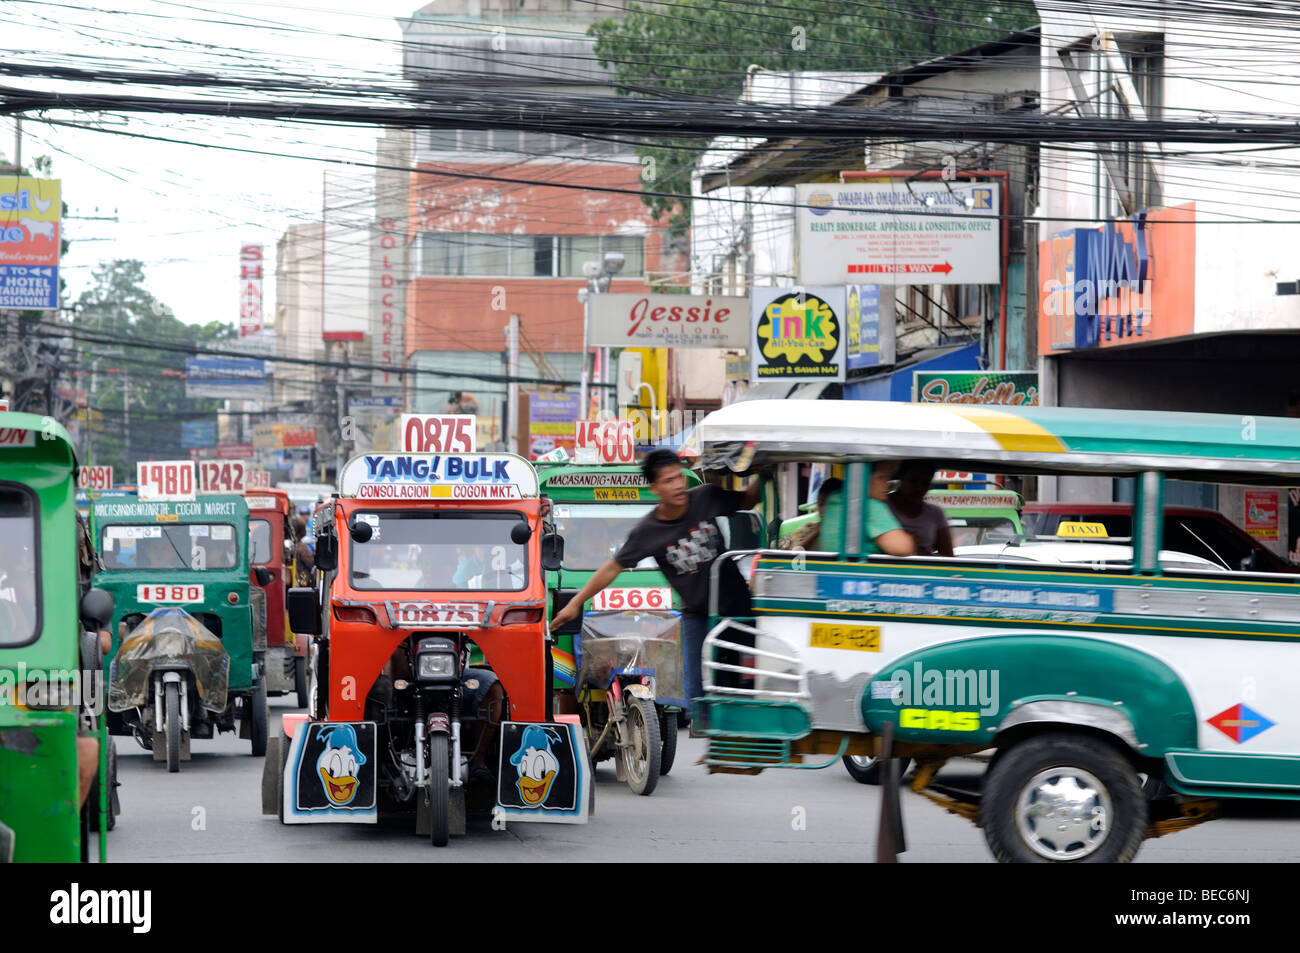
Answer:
xmin=506 ymin=313 xmax=519 ymax=455
xmin=579 ymin=295 xmax=590 ymax=417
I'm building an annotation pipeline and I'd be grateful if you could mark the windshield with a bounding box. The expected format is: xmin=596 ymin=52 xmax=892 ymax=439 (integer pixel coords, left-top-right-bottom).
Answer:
xmin=100 ymin=523 xmax=239 ymax=571
xmin=947 ymin=517 xmax=1018 ymax=547
xmin=349 ymin=511 xmax=530 ymax=592
xmin=0 ymin=485 xmax=40 ymax=646
xmin=250 ymin=519 xmax=273 ymax=565
xmin=551 ymin=503 xmax=657 ymax=571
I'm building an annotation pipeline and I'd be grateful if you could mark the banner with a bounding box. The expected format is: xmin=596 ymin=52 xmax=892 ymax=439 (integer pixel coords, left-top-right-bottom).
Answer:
xmin=185 ymin=357 xmax=268 ymax=400
xmin=587 ymin=294 xmax=749 ymax=349
xmin=749 ymin=286 xmax=846 ymax=383
xmin=180 ymin=419 xmax=217 ymax=448
xmin=239 ymin=243 xmax=263 ymax=337
xmin=527 ymin=392 xmax=581 ymax=461
xmin=912 ymin=371 xmax=1039 ymax=406
xmin=0 ymin=177 xmax=61 ymax=310
xmin=846 ymin=284 xmax=883 ymax=371
xmin=1245 ymin=490 xmax=1279 ymax=542
xmin=796 ymin=181 xmax=999 ymax=286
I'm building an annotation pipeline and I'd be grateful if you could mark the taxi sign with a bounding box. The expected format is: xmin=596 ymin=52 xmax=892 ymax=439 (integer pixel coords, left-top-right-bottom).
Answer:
xmin=575 ymin=419 xmax=635 ymax=465
xmin=137 ymin=460 xmax=197 ymax=502
xmin=1056 ymin=521 xmax=1109 ymax=538
xmin=197 ymin=458 xmax=247 ymax=493
xmin=339 ymin=452 xmax=539 ymax=500
xmin=401 ymin=414 xmax=476 ymax=453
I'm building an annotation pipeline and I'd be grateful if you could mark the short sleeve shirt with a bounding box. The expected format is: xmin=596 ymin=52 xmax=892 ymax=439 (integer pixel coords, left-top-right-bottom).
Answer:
xmin=864 ymin=499 xmax=903 ymax=555
xmin=887 ymin=498 xmax=947 ymax=553
xmin=614 ymin=485 xmax=752 ymax=617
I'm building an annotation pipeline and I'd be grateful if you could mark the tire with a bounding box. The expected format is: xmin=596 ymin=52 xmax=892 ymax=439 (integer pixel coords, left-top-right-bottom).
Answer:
xmin=621 ymin=697 xmax=661 ymax=796
xmin=842 ymin=754 xmax=912 ymax=785
xmin=164 ymin=682 xmax=181 ymax=774
xmin=979 ymin=733 xmax=1147 ymax=863
xmin=428 ymin=733 xmax=450 ymax=847
xmin=294 ymin=656 xmax=309 ymax=709
xmin=249 ymin=677 xmax=268 ymax=757
xmin=659 ymin=709 xmax=678 ymax=776
xmin=107 ymin=739 xmax=119 ymax=830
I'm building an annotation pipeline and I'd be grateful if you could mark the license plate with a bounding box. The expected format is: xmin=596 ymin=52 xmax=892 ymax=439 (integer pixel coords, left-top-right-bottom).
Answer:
xmin=137 ymin=584 xmax=205 ymax=604
xmin=593 ymin=488 xmax=639 ymax=502
xmin=809 ymin=622 xmax=880 ymax=652
xmin=589 ymin=587 xmax=671 ymax=611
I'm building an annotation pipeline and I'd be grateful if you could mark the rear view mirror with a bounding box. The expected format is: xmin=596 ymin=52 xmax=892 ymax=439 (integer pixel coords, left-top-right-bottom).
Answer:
xmin=79 ymin=588 xmax=114 ymax=628
xmin=315 ymin=533 xmax=338 ymax=572
xmin=287 ymin=588 xmax=321 ymax=636
xmin=511 ymin=521 xmax=533 ymax=545
xmin=350 ymin=520 xmax=373 ymax=543
xmin=254 ymin=566 xmax=274 ymax=587
xmin=541 ymin=533 xmax=564 ymax=572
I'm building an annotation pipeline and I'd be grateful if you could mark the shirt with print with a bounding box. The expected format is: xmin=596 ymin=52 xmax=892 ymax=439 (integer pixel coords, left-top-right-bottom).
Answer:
xmin=614 ymin=484 xmax=753 ymax=617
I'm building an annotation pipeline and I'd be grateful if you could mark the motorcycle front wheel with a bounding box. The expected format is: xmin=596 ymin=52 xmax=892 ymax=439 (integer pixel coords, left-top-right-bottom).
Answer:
xmin=621 ymin=697 xmax=661 ymax=796
xmin=164 ymin=682 xmax=181 ymax=774
xmin=427 ymin=733 xmax=450 ymax=847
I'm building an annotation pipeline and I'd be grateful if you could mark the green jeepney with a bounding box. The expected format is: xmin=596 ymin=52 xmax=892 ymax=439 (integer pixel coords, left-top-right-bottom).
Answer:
xmin=93 ymin=490 xmax=267 ymax=769
xmin=692 ymin=399 xmax=1300 ymax=863
xmin=0 ymin=412 xmax=116 ymax=861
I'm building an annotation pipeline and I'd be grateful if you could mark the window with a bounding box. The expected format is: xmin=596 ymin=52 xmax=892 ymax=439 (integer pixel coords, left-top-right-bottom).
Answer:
xmin=349 ymin=512 xmax=529 ymax=592
xmin=100 ymin=524 xmax=239 ymax=571
xmin=549 ymin=503 xmax=658 ymax=570
xmin=418 ymin=232 xmax=645 ymax=277
xmin=250 ymin=519 xmax=273 ymax=566
xmin=0 ymin=485 xmax=39 ymax=646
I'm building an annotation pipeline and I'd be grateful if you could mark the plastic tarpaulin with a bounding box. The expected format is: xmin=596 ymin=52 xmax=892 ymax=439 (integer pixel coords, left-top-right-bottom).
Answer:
xmin=577 ymin=610 xmax=684 ymax=707
xmin=108 ymin=608 xmax=230 ymax=713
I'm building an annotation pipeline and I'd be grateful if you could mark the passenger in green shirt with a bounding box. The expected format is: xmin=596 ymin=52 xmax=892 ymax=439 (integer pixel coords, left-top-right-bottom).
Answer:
xmin=794 ymin=463 xmax=915 ymax=556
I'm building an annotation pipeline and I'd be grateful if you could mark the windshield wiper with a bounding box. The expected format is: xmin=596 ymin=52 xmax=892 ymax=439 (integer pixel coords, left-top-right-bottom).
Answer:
xmin=163 ymin=528 xmax=191 ymax=570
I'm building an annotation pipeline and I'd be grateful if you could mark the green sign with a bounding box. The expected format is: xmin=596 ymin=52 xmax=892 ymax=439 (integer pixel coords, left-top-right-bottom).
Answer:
xmin=912 ymin=371 xmax=1039 ymax=406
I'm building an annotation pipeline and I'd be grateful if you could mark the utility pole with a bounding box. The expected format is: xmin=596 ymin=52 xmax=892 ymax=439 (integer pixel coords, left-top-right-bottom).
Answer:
xmin=505 ymin=313 xmax=519 ymax=455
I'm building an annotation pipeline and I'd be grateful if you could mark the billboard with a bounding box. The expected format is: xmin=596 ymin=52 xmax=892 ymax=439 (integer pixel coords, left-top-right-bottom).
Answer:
xmin=749 ymin=286 xmax=846 ymax=383
xmin=180 ymin=419 xmax=217 ymax=448
xmin=845 ymin=284 xmax=884 ymax=371
xmin=0 ymin=177 xmax=61 ymax=310
xmin=239 ymin=243 xmax=263 ymax=337
xmin=527 ymin=392 xmax=580 ymax=460
xmin=322 ymin=168 xmax=371 ymax=342
xmin=912 ymin=371 xmax=1039 ymax=406
xmin=587 ymin=294 xmax=749 ymax=349
xmin=185 ymin=357 xmax=269 ymax=400
xmin=796 ymin=182 xmax=999 ymax=286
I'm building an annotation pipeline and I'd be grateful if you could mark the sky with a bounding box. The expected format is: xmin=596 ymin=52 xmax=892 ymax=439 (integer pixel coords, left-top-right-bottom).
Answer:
xmin=3 ymin=0 xmax=420 ymax=330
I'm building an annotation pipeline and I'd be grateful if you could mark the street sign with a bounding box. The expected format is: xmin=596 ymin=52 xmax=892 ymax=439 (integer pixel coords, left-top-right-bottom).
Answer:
xmin=575 ymin=419 xmax=635 ymax=465
xmin=0 ymin=265 xmax=58 ymax=310
xmin=137 ymin=461 xmax=197 ymax=502
xmin=77 ymin=466 xmax=113 ymax=491
xmin=196 ymin=459 xmax=247 ymax=493
xmin=400 ymin=414 xmax=476 ymax=453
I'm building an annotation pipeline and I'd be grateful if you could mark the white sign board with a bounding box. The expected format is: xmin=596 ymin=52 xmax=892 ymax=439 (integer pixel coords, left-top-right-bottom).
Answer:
xmin=246 ymin=469 xmax=272 ymax=490
xmin=400 ymin=414 xmax=477 ymax=453
xmin=590 ymin=587 xmax=671 ymax=611
xmin=137 ymin=461 xmax=197 ymax=502
xmin=796 ymin=182 xmax=1000 ymax=286
xmin=574 ymin=419 xmax=635 ymax=465
xmin=77 ymin=465 xmax=113 ymax=491
xmin=339 ymin=452 xmax=539 ymax=500
xmin=137 ymin=584 xmax=205 ymax=605
xmin=587 ymin=294 xmax=749 ymax=349
xmin=196 ymin=459 xmax=247 ymax=493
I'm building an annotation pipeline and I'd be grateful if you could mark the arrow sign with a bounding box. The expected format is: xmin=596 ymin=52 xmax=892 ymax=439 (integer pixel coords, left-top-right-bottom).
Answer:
xmin=848 ymin=262 xmax=954 ymax=275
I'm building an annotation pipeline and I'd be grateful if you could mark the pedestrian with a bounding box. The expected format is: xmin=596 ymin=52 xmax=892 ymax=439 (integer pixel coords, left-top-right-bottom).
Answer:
xmin=549 ymin=449 xmax=762 ymax=718
xmin=888 ymin=460 xmax=954 ymax=556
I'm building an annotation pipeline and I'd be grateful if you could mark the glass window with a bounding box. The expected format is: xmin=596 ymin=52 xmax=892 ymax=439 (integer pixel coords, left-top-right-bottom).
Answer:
xmin=349 ymin=512 xmax=530 ymax=592
xmin=602 ymin=234 xmax=646 ymax=277
xmin=558 ymin=235 xmax=602 ymax=278
xmin=464 ymin=233 xmax=510 ymax=275
xmin=250 ymin=519 xmax=273 ymax=566
xmin=531 ymin=236 xmax=554 ymax=277
xmin=100 ymin=524 xmax=239 ymax=571
xmin=947 ymin=517 xmax=1018 ymax=548
xmin=550 ymin=503 xmax=657 ymax=571
xmin=0 ymin=485 xmax=39 ymax=646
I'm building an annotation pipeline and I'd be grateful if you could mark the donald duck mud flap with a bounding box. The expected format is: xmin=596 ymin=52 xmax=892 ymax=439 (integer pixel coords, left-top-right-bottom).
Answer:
xmin=496 ymin=721 xmax=591 ymax=824
xmin=282 ymin=722 xmax=378 ymax=823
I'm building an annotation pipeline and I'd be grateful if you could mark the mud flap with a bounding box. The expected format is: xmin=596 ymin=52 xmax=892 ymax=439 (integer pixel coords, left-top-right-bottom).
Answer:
xmin=261 ymin=735 xmax=280 ymax=815
xmin=496 ymin=720 xmax=591 ymax=824
xmin=282 ymin=721 xmax=378 ymax=824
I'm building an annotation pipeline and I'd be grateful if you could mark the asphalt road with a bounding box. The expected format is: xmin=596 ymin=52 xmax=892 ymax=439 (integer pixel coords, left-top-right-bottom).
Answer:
xmin=96 ymin=698 xmax=1300 ymax=863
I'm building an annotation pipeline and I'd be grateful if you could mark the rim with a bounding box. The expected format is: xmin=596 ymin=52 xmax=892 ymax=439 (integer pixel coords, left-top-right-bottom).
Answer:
xmin=849 ymin=755 xmax=878 ymax=770
xmin=622 ymin=703 xmax=650 ymax=784
xmin=1015 ymin=766 xmax=1113 ymax=861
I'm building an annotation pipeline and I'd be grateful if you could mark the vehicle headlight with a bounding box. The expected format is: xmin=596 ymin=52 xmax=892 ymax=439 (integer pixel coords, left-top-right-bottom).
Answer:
xmin=416 ymin=652 xmax=457 ymax=681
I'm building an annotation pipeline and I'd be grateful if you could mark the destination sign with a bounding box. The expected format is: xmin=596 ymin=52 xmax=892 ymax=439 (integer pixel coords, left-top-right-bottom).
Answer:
xmin=339 ymin=452 xmax=538 ymax=499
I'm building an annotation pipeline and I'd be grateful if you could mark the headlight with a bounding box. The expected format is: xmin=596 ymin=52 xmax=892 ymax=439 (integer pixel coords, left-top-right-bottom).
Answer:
xmin=416 ymin=652 xmax=457 ymax=681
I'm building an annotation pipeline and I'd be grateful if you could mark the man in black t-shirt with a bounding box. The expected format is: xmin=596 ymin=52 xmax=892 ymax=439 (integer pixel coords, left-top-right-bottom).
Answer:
xmin=550 ymin=449 xmax=761 ymax=709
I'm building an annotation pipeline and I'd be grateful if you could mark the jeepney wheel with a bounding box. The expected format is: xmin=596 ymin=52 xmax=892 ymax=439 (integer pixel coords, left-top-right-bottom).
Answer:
xmin=427 ymin=733 xmax=451 ymax=847
xmin=107 ymin=739 xmax=119 ymax=830
xmin=294 ymin=656 xmax=309 ymax=709
xmin=980 ymin=733 xmax=1146 ymax=863
xmin=249 ymin=677 xmax=268 ymax=757
xmin=621 ymin=697 xmax=661 ymax=796
xmin=659 ymin=709 xmax=678 ymax=776
xmin=164 ymin=682 xmax=182 ymax=774
xmin=842 ymin=755 xmax=912 ymax=785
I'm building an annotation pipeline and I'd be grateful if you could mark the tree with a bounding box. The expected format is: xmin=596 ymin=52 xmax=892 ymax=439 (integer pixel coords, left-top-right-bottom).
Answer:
xmin=72 ymin=260 xmax=235 ymax=473
xmin=590 ymin=0 xmax=1036 ymax=233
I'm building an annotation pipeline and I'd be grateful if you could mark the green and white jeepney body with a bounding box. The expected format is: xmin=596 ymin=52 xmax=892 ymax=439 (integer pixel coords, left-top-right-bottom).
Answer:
xmin=693 ymin=399 xmax=1300 ymax=863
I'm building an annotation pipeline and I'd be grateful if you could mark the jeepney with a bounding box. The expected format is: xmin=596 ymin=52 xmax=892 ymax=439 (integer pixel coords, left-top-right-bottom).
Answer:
xmin=247 ymin=488 xmax=309 ymax=707
xmin=267 ymin=452 xmax=591 ymax=845
xmin=0 ymin=413 xmax=116 ymax=861
xmin=537 ymin=462 xmax=701 ymax=792
xmin=94 ymin=491 xmax=267 ymax=769
xmin=692 ymin=399 xmax=1300 ymax=863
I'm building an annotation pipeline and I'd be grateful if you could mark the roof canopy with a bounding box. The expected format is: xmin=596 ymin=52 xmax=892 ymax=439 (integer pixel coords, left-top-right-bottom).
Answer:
xmin=692 ymin=400 xmax=1300 ymax=484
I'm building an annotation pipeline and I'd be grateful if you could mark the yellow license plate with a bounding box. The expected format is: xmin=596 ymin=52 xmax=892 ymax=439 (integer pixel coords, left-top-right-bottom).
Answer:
xmin=594 ymin=488 xmax=639 ymax=501
xmin=809 ymin=623 xmax=880 ymax=652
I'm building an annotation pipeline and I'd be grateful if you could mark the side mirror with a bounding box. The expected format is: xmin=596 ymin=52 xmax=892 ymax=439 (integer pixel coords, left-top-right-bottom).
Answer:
xmin=1240 ymin=551 xmax=1260 ymax=571
xmin=79 ymin=587 xmax=114 ymax=628
xmin=315 ymin=533 xmax=338 ymax=572
xmin=254 ymin=566 xmax=274 ymax=587
xmin=287 ymin=587 xmax=321 ymax=636
xmin=541 ymin=533 xmax=564 ymax=572
xmin=350 ymin=520 xmax=373 ymax=544
xmin=510 ymin=521 xmax=533 ymax=545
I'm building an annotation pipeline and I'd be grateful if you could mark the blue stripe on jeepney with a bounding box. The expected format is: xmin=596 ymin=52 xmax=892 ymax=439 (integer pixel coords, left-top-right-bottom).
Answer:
xmin=814 ymin=574 xmax=1114 ymax=614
